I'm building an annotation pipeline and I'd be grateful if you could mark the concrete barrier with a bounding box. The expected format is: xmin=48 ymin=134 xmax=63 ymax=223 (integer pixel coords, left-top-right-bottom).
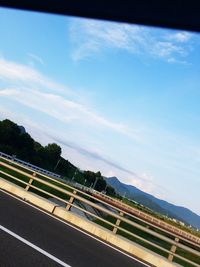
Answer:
xmin=53 ymin=206 xmax=180 ymax=267
xmin=0 ymin=178 xmax=180 ymax=267
xmin=0 ymin=178 xmax=56 ymax=213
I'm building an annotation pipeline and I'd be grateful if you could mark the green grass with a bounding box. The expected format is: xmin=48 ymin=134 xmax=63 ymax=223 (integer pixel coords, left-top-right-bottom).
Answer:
xmin=174 ymin=246 xmax=200 ymax=266
xmin=0 ymin=159 xmax=95 ymax=206
xmin=94 ymin=214 xmax=200 ymax=267
xmin=0 ymin=164 xmax=29 ymax=188
xmin=0 ymin=160 xmax=72 ymax=202
xmin=122 ymin=197 xmax=200 ymax=239
xmin=94 ymin=215 xmax=169 ymax=257
xmin=1 ymin=159 xmax=199 ymax=267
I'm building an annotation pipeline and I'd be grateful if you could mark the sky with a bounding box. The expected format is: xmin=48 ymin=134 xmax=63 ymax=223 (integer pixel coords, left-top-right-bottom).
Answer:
xmin=0 ymin=7 xmax=200 ymax=215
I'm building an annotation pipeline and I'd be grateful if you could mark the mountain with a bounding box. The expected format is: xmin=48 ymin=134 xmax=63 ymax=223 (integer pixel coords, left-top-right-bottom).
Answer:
xmin=106 ymin=176 xmax=200 ymax=229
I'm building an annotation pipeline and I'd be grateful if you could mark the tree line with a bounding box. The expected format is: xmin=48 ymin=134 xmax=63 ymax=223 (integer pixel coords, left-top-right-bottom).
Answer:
xmin=0 ymin=119 xmax=116 ymax=196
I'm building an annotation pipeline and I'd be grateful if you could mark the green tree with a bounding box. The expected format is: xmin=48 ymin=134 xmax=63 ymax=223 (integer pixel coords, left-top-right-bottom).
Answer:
xmin=106 ymin=185 xmax=116 ymax=197
xmin=44 ymin=143 xmax=61 ymax=159
xmin=95 ymin=177 xmax=106 ymax=192
xmin=43 ymin=143 xmax=62 ymax=170
xmin=0 ymin=119 xmax=21 ymax=150
xmin=83 ymin=170 xmax=96 ymax=186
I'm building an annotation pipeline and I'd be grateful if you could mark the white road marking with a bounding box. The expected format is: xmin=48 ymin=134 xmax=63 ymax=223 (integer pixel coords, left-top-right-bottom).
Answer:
xmin=0 ymin=224 xmax=71 ymax=267
xmin=0 ymin=189 xmax=150 ymax=267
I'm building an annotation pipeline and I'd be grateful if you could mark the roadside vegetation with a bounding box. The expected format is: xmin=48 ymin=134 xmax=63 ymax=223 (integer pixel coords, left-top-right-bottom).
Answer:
xmin=0 ymin=156 xmax=199 ymax=267
xmin=0 ymin=118 xmax=200 ymax=267
xmin=0 ymin=119 xmax=200 ymax=238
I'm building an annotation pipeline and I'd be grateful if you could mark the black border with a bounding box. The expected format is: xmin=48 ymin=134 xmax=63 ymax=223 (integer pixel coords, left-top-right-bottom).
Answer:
xmin=0 ymin=0 xmax=200 ymax=32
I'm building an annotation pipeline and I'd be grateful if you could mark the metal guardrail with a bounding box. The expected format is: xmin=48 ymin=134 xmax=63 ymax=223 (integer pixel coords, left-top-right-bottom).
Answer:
xmin=0 ymin=151 xmax=61 ymax=179
xmin=85 ymin=189 xmax=200 ymax=246
xmin=0 ymin=157 xmax=200 ymax=267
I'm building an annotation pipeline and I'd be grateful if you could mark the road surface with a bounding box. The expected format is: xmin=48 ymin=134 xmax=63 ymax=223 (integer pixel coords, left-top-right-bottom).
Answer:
xmin=0 ymin=189 xmax=149 ymax=267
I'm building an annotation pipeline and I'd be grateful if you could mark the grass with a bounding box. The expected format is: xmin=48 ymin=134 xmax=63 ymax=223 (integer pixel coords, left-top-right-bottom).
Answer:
xmin=1 ymin=158 xmax=199 ymax=267
xmin=0 ymin=159 xmax=72 ymax=202
xmin=94 ymin=214 xmax=200 ymax=267
xmin=122 ymin=196 xmax=200 ymax=239
xmin=94 ymin=215 xmax=169 ymax=257
xmin=0 ymin=164 xmax=29 ymax=188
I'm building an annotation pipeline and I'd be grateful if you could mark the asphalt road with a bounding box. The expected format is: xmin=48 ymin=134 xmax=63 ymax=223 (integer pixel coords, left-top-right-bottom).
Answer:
xmin=0 ymin=190 xmax=149 ymax=267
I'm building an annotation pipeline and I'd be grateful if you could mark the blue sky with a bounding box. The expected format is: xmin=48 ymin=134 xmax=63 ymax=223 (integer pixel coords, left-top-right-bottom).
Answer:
xmin=0 ymin=7 xmax=200 ymax=215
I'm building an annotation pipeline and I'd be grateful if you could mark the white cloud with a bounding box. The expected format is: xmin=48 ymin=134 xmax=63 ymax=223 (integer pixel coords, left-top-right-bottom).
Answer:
xmin=0 ymin=104 xmax=161 ymax=196
xmin=28 ymin=53 xmax=45 ymax=65
xmin=2 ymin=56 xmax=198 ymax=210
xmin=151 ymin=41 xmax=184 ymax=57
xmin=0 ymin=57 xmax=139 ymax=139
xmin=0 ymin=57 xmax=71 ymax=94
xmin=0 ymin=87 xmax=139 ymax=139
xmin=165 ymin=32 xmax=192 ymax=43
xmin=54 ymin=133 xmax=165 ymax=196
xmin=0 ymin=57 xmax=190 ymax=200
xmin=70 ymin=18 xmax=193 ymax=63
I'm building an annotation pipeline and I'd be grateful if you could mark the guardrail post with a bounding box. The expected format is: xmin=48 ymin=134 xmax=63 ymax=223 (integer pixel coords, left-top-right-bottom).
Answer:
xmin=168 ymin=237 xmax=179 ymax=262
xmin=25 ymin=172 xmax=36 ymax=191
xmin=113 ymin=211 xmax=124 ymax=234
xmin=66 ymin=190 xmax=77 ymax=211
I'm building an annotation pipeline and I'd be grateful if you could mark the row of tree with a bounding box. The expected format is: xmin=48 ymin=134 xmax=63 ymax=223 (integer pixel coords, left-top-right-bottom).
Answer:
xmin=0 ymin=119 xmax=78 ymax=177
xmin=0 ymin=119 xmax=116 ymax=196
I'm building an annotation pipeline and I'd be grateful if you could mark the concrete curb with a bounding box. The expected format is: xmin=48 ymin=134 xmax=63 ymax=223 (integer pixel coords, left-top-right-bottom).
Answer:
xmin=0 ymin=178 xmax=56 ymax=213
xmin=0 ymin=178 xmax=180 ymax=267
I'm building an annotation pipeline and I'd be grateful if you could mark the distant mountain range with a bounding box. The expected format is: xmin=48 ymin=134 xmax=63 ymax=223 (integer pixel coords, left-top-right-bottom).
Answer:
xmin=106 ymin=176 xmax=200 ymax=229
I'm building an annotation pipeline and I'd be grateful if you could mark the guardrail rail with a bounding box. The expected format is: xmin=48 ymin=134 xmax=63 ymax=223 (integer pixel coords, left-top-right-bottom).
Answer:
xmin=0 ymin=156 xmax=200 ymax=267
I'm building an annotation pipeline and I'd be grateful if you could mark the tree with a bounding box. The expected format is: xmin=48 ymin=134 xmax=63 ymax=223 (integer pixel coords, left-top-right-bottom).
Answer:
xmin=17 ymin=133 xmax=35 ymax=161
xmin=83 ymin=171 xmax=96 ymax=186
xmin=44 ymin=143 xmax=61 ymax=160
xmin=0 ymin=119 xmax=107 ymax=187
xmin=43 ymin=143 xmax=62 ymax=170
xmin=0 ymin=119 xmax=21 ymax=149
xmin=95 ymin=177 xmax=106 ymax=192
xmin=106 ymin=185 xmax=116 ymax=197
xmin=83 ymin=171 xmax=106 ymax=190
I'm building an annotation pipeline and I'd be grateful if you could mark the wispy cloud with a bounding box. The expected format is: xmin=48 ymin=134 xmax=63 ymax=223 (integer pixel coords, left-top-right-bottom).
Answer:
xmin=0 ymin=104 xmax=135 ymax=178
xmin=53 ymin=136 xmax=166 ymax=194
xmin=28 ymin=53 xmax=45 ymax=66
xmin=0 ymin=103 xmax=163 ymax=196
xmin=165 ymin=32 xmax=192 ymax=43
xmin=70 ymin=18 xmax=194 ymax=63
xmin=51 ymin=134 xmax=165 ymax=193
xmin=0 ymin=87 xmax=139 ymax=139
xmin=0 ymin=57 xmax=185 ymax=198
xmin=54 ymin=137 xmax=138 ymax=176
xmin=0 ymin=57 xmax=139 ymax=139
xmin=0 ymin=57 xmax=71 ymax=94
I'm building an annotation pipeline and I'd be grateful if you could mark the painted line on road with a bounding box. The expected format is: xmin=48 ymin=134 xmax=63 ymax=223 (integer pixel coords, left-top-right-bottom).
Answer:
xmin=0 ymin=189 xmax=151 ymax=267
xmin=0 ymin=224 xmax=71 ymax=267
